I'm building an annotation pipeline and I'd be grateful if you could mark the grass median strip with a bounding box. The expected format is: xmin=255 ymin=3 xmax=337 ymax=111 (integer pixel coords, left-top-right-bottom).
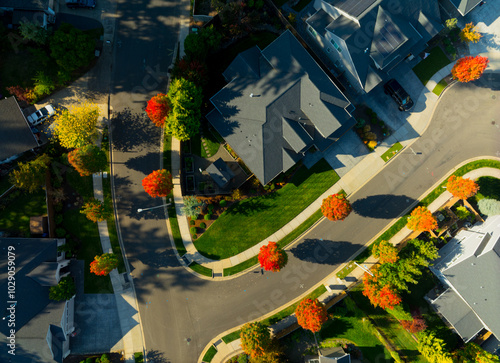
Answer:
xmin=195 ymin=159 xmax=339 ymax=260
xmin=432 ymin=79 xmax=448 ymax=96
xmin=202 ymin=346 xmax=217 ymax=362
xmin=168 ymin=203 xmax=186 ymax=257
xmin=189 ymin=261 xmax=212 ymax=277
xmin=381 ymin=142 xmax=403 ymax=162
xmin=336 ymin=159 xmax=500 ymax=279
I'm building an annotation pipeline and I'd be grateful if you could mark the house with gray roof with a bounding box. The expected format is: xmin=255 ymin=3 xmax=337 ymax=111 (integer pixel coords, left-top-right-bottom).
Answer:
xmin=306 ymin=0 xmax=443 ymax=93
xmin=0 ymin=0 xmax=55 ymax=28
xmin=0 ymin=238 xmax=75 ymax=362
xmin=0 ymin=96 xmax=39 ymax=164
xmin=207 ymin=30 xmax=355 ymax=185
xmin=445 ymin=0 xmax=483 ymax=16
xmin=426 ymin=215 xmax=500 ymax=343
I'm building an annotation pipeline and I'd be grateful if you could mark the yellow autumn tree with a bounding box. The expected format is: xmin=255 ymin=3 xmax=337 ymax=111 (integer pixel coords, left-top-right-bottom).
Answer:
xmin=460 ymin=23 xmax=482 ymax=43
xmin=53 ymin=101 xmax=100 ymax=149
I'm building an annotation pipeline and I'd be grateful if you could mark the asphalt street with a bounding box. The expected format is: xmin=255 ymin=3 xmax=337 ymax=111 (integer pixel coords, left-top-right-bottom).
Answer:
xmin=109 ymin=4 xmax=500 ymax=358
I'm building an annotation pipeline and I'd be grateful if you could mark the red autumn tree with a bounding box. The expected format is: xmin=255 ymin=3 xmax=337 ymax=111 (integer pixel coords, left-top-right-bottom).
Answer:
xmin=362 ymin=272 xmax=402 ymax=310
xmin=401 ymin=316 xmax=427 ymax=333
xmin=142 ymin=169 xmax=173 ymax=198
xmin=145 ymin=93 xmax=170 ymax=127
xmin=68 ymin=145 xmax=108 ymax=176
xmin=240 ymin=322 xmax=271 ymax=358
xmin=295 ymin=298 xmax=328 ymax=333
xmin=447 ymin=175 xmax=479 ymax=200
xmin=90 ymin=253 xmax=119 ymax=276
xmin=372 ymin=240 xmax=398 ymax=264
xmin=171 ymin=58 xmax=208 ymax=87
xmin=7 ymin=85 xmax=34 ymax=106
xmin=451 ymin=56 xmax=489 ymax=83
xmin=258 ymin=241 xmax=288 ymax=272
xmin=321 ymin=193 xmax=352 ymax=221
xmin=406 ymin=206 xmax=437 ymax=232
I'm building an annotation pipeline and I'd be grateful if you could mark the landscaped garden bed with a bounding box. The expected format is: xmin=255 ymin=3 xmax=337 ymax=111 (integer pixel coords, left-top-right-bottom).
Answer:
xmin=353 ymin=105 xmax=392 ymax=151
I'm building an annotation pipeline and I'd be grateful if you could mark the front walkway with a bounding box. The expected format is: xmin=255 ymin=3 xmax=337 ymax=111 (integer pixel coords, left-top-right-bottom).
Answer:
xmin=170 ymin=52 xmax=500 ymax=280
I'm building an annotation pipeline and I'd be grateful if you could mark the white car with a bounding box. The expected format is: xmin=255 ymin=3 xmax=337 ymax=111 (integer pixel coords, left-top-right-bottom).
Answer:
xmin=27 ymin=104 xmax=55 ymax=126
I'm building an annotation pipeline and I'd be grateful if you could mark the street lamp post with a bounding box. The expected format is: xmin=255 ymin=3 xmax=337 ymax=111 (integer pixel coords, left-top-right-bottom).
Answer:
xmin=354 ymin=261 xmax=374 ymax=276
xmin=137 ymin=200 xmax=172 ymax=213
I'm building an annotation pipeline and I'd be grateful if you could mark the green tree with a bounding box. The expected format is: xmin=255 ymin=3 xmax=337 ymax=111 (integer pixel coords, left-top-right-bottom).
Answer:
xmin=33 ymin=71 xmax=56 ymax=97
xmin=456 ymin=342 xmax=500 ymax=363
xmin=372 ymin=240 xmax=398 ymax=263
xmin=50 ymin=23 xmax=94 ymax=72
xmin=19 ymin=20 xmax=51 ymax=44
xmin=417 ymin=332 xmax=453 ymax=363
xmin=165 ymin=78 xmax=202 ymax=141
xmin=9 ymin=154 xmax=51 ymax=193
xmin=80 ymin=198 xmax=112 ymax=222
xmin=49 ymin=276 xmax=76 ymax=301
xmin=184 ymin=25 xmax=222 ymax=60
xmin=67 ymin=145 xmax=108 ymax=176
xmin=53 ymin=101 xmax=100 ymax=148
xmin=181 ymin=196 xmax=204 ymax=218
xmin=240 ymin=322 xmax=271 ymax=358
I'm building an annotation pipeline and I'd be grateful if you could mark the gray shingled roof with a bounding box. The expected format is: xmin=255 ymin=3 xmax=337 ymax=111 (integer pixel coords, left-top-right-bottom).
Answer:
xmin=206 ymin=158 xmax=235 ymax=188
xmin=449 ymin=0 xmax=482 ymax=15
xmin=430 ymin=215 xmax=500 ymax=341
xmin=0 ymin=0 xmax=50 ymax=11
xmin=309 ymin=0 xmax=443 ymax=91
xmin=0 ymin=238 xmax=67 ymax=362
xmin=0 ymin=97 xmax=38 ymax=161
xmin=208 ymin=31 xmax=354 ymax=185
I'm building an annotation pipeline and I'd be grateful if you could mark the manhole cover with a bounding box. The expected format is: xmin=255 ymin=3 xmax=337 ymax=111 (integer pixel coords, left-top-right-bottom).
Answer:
xmin=492 ymin=94 xmax=497 ymax=99
xmin=492 ymin=121 xmax=496 ymax=125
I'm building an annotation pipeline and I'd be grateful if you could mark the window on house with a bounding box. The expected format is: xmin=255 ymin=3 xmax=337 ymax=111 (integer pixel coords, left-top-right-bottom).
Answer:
xmin=308 ymin=26 xmax=318 ymax=37
xmin=330 ymin=39 xmax=342 ymax=52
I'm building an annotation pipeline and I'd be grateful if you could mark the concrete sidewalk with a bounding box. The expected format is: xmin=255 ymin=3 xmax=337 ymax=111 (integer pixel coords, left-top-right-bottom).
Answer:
xmin=170 ymin=51 xmax=500 ymax=280
xmin=203 ymin=166 xmax=500 ymax=363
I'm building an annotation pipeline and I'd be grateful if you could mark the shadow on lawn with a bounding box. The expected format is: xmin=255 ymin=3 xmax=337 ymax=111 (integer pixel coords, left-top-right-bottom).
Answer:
xmin=225 ymin=193 xmax=277 ymax=216
xmin=352 ymin=194 xmax=417 ymax=219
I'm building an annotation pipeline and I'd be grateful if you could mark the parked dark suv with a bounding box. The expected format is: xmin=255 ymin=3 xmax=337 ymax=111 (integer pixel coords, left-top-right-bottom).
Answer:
xmin=383 ymin=79 xmax=414 ymax=111
xmin=65 ymin=0 xmax=96 ymax=9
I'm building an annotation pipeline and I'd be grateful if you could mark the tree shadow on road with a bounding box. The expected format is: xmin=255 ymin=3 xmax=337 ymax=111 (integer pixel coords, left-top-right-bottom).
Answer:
xmin=110 ymin=108 xmax=160 ymax=153
xmin=351 ymin=194 xmax=416 ymax=219
xmin=145 ymin=349 xmax=171 ymax=363
xmin=289 ymin=238 xmax=363 ymax=266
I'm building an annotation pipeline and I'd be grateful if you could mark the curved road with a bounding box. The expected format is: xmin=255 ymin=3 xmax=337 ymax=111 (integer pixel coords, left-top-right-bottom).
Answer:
xmin=109 ymin=5 xmax=500 ymax=358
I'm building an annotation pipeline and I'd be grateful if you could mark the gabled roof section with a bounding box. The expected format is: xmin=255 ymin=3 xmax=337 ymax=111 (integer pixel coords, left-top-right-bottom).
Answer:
xmin=206 ymin=158 xmax=235 ymax=188
xmin=0 ymin=97 xmax=38 ymax=161
xmin=27 ymin=262 xmax=58 ymax=286
xmin=326 ymin=0 xmax=379 ymax=19
xmin=449 ymin=0 xmax=482 ymax=16
xmin=208 ymin=30 xmax=353 ymax=184
xmin=431 ymin=215 xmax=500 ymax=340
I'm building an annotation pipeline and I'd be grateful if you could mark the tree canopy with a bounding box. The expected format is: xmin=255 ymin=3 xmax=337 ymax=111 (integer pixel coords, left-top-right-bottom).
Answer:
xmin=406 ymin=206 xmax=437 ymax=232
xmin=146 ymin=93 xmax=170 ymax=127
xmin=460 ymin=23 xmax=482 ymax=43
xmin=19 ymin=20 xmax=51 ymax=45
xmin=80 ymin=198 xmax=112 ymax=222
xmin=182 ymin=196 xmax=204 ymax=218
xmin=295 ymin=298 xmax=328 ymax=332
xmin=417 ymin=332 xmax=453 ymax=363
xmin=362 ymin=272 xmax=402 ymax=310
xmin=90 ymin=253 xmax=119 ymax=276
xmin=184 ymin=25 xmax=222 ymax=61
xmin=50 ymin=23 xmax=94 ymax=73
xmin=68 ymin=145 xmax=108 ymax=176
xmin=240 ymin=322 xmax=271 ymax=358
xmin=452 ymin=56 xmax=489 ymax=83
xmin=142 ymin=169 xmax=173 ymax=198
xmin=49 ymin=276 xmax=76 ymax=301
xmin=321 ymin=193 xmax=352 ymax=221
xmin=9 ymin=154 xmax=51 ymax=193
xmin=447 ymin=175 xmax=479 ymax=200
xmin=165 ymin=78 xmax=202 ymax=141
xmin=372 ymin=240 xmax=398 ymax=264
xmin=53 ymin=101 xmax=100 ymax=149
xmin=258 ymin=242 xmax=288 ymax=272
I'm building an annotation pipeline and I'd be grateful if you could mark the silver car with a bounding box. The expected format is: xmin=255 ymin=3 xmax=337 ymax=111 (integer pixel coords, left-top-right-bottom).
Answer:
xmin=27 ymin=104 xmax=56 ymax=126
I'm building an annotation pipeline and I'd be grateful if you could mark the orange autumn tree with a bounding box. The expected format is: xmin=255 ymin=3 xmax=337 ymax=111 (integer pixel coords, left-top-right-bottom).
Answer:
xmin=295 ymin=298 xmax=328 ymax=333
xmin=146 ymin=93 xmax=170 ymax=127
xmin=362 ymin=272 xmax=402 ymax=310
xmin=447 ymin=175 xmax=479 ymax=200
xmin=142 ymin=169 xmax=173 ymax=198
xmin=240 ymin=322 xmax=271 ymax=358
xmin=460 ymin=23 xmax=482 ymax=43
xmin=258 ymin=242 xmax=288 ymax=272
xmin=451 ymin=56 xmax=489 ymax=83
xmin=321 ymin=193 xmax=352 ymax=221
xmin=372 ymin=240 xmax=398 ymax=264
xmin=401 ymin=316 xmax=427 ymax=333
xmin=90 ymin=253 xmax=119 ymax=276
xmin=406 ymin=206 xmax=437 ymax=232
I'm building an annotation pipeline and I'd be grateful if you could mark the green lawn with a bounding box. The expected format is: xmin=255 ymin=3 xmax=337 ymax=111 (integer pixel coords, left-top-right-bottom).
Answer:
xmin=191 ymin=122 xmax=220 ymax=158
xmin=194 ymin=159 xmax=339 ymax=259
xmin=202 ymin=346 xmax=217 ymax=362
xmin=381 ymin=142 xmax=403 ymax=162
xmin=102 ymin=177 xmax=125 ymax=273
xmin=412 ymin=47 xmax=450 ymax=86
xmin=168 ymin=203 xmax=186 ymax=256
xmin=189 ymin=261 xmax=212 ymax=277
xmin=0 ymin=189 xmax=47 ymax=236
xmin=349 ymin=286 xmax=426 ymax=362
xmin=320 ymin=303 xmax=392 ymax=362
xmin=432 ymin=79 xmax=448 ymax=96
